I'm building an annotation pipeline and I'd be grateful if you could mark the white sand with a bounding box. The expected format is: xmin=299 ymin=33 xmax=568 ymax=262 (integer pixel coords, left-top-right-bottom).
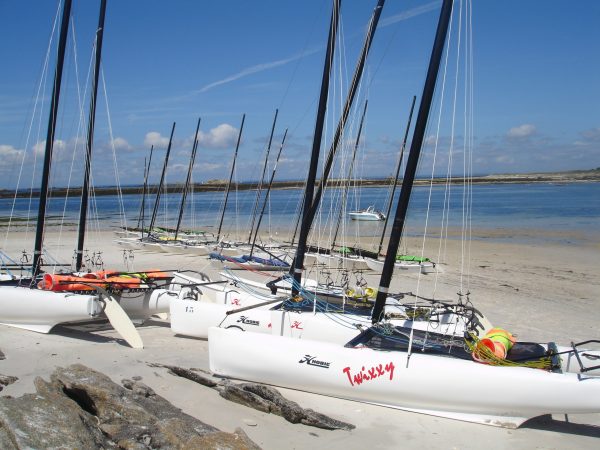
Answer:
xmin=1 ymin=229 xmax=600 ymax=449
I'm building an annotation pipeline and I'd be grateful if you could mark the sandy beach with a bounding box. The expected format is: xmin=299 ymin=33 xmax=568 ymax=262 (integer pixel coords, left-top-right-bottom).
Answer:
xmin=1 ymin=229 xmax=599 ymax=449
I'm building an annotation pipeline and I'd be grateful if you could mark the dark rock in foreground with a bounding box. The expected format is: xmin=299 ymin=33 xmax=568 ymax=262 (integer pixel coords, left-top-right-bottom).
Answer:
xmin=0 ymin=375 xmax=17 ymax=393
xmin=0 ymin=364 xmax=259 ymax=449
xmin=155 ymin=363 xmax=355 ymax=431
xmin=220 ymin=382 xmax=355 ymax=431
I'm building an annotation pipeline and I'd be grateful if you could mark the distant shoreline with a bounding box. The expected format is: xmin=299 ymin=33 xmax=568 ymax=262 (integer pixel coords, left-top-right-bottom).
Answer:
xmin=1 ymin=169 xmax=599 ymax=199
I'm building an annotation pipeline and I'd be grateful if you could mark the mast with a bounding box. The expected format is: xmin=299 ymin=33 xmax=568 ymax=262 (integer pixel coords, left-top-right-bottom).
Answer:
xmin=377 ymin=95 xmax=416 ymax=256
xmin=174 ymin=117 xmax=201 ymax=240
xmin=148 ymin=122 xmax=176 ymax=235
xmin=331 ymin=100 xmax=368 ymax=250
xmin=32 ymin=0 xmax=73 ymax=277
xmin=75 ymin=0 xmax=108 ymax=271
xmin=247 ymin=109 xmax=278 ymax=243
xmin=250 ymin=128 xmax=288 ymax=257
xmin=216 ymin=114 xmax=245 ymax=241
xmin=290 ymin=0 xmax=341 ymax=295
xmin=371 ymin=0 xmax=454 ymax=324
xmin=137 ymin=145 xmax=154 ymax=235
xmin=293 ymin=0 xmax=385 ymax=293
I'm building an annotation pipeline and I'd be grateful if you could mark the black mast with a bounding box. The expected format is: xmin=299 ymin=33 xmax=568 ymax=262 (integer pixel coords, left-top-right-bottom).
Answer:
xmin=250 ymin=128 xmax=288 ymax=257
xmin=75 ymin=0 xmax=107 ymax=271
xmin=216 ymin=114 xmax=245 ymax=241
xmin=331 ymin=99 xmax=368 ymax=250
xmin=377 ymin=95 xmax=416 ymax=256
xmin=247 ymin=109 xmax=278 ymax=243
xmin=293 ymin=0 xmax=385 ymax=293
xmin=371 ymin=0 xmax=454 ymax=324
xmin=32 ymin=0 xmax=73 ymax=277
xmin=174 ymin=117 xmax=201 ymax=240
xmin=137 ymin=145 xmax=154 ymax=235
xmin=148 ymin=122 xmax=176 ymax=235
xmin=291 ymin=0 xmax=341 ymax=295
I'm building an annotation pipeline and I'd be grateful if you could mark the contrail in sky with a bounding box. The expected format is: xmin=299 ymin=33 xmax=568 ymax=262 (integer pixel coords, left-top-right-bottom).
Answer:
xmin=197 ymin=1 xmax=440 ymax=94
xmin=196 ymin=48 xmax=320 ymax=94
xmin=379 ymin=1 xmax=441 ymax=28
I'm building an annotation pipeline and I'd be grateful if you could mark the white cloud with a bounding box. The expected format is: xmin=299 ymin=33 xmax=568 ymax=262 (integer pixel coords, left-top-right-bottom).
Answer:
xmin=0 ymin=144 xmax=24 ymax=166
xmin=32 ymin=139 xmax=71 ymax=161
xmin=198 ymin=124 xmax=239 ymax=149
xmin=144 ymin=131 xmax=170 ymax=148
xmin=507 ymin=124 xmax=536 ymax=139
xmin=574 ymin=127 xmax=600 ymax=146
xmin=111 ymin=137 xmax=132 ymax=151
xmin=494 ymin=155 xmax=515 ymax=164
xmin=197 ymin=162 xmax=222 ymax=172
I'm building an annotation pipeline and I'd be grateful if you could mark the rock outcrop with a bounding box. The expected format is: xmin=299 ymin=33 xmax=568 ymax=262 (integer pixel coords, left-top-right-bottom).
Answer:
xmin=0 ymin=364 xmax=259 ymax=449
xmin=152 ymin=363 xmax=355 ymax=431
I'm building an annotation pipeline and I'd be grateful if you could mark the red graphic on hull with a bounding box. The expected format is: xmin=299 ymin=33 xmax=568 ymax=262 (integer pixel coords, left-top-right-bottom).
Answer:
xmin=291 ymin=321 xmax=304 ymax=330
xmin=342 ymin=362 xmax=395 ymax=386
xmin=230 ymin=298 xmax=241 ymax=306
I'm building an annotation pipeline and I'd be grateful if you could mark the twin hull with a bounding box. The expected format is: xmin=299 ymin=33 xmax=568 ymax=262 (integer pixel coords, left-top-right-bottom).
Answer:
xmin=208 ymin=326 xmax=600 ymax=428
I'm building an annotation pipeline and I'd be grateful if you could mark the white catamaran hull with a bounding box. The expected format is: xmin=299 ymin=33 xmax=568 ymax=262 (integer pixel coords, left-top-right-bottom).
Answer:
xmin=365 ymin=257 xmax=440 ymax=274
xmin=0 ymin=285 xmax=172 ymax=334
xmin=315 ymin=253 xmax=371 ymax=271
xmin=170 ymin=283 xmax=470 ymax=342
xmin=208 ymin=327 xmax=600 ymax=428
xmin=159 ymin=243 xmax=211 ymax=256
xmin=0 ymin=286 xmax=101 ymax=333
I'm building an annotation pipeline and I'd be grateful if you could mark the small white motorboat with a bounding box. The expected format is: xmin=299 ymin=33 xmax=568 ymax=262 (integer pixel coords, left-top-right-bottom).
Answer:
xmin=348 ymin=205 xmax=386 ymax=221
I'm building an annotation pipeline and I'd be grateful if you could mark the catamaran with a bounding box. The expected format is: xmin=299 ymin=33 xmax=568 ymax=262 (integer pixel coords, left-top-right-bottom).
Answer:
xmin=0 ymin=0 xmax=176 ymax=348
xmin=207 ymin=0 xmax=600 ymax=428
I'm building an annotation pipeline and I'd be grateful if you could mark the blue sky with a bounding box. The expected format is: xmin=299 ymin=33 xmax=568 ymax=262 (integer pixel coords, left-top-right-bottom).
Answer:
xmin=0 ymin=0 xmax=599 ymax=190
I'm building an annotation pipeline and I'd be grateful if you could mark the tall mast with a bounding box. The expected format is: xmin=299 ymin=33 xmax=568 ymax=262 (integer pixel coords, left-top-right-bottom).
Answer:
xmin=377 ymin=95 xmax=416 ymax=256
xmin=291 ymin=0 xmax=341 ymax=294
xmin=32 ymin=0 xmax=73 ymax=277
xmin=216 ymin=114 xmax=245 ymax=241
xmin=75 ymin=0 xmax=108 ymax=271
xmin=250 ymin=128 xmax=288 ymax=256
xmin=148 ymin=122 xmax=176 ymax=234
xmin=371 ymin=0 xmax=454 ymax=324
xmin=293 ymin=0 xmax=385 ymax=293
xmin=247 ymin=109 xmax=278 ymax=243
xmin=137 ymin=145 xmax=154 ymax=234
xmin=174 ymin=117 xmax=201 ymax=240
xmin=331 ymin=100 xmax=368 ymax=250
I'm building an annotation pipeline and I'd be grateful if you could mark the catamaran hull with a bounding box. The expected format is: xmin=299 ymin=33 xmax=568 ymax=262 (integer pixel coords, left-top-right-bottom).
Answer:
xmin=0 ymin=286 xmax=171 ymax=334
xmin=159 ymin=243 xmax=211 ymax=256
xmin=208 ymin=327 xmax=600 ymax=428
xmin=315 ymin=253 xmax=371 ymax=271
xmin=171 ymin=298 xmax=369 ymax=342
xmin=170 ymin=285 xmax=469 ymax=343
xmin=365 ymin=257 xmax=439 ymax=274
xmin=117 ymin=288 xmax=172 ymax=320
xmin=0 ymin=286 xmax=101 ymax=333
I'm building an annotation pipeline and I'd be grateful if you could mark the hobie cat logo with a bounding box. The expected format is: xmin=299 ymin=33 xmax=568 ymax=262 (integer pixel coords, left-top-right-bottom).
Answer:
xmin=236 ymin=316 xmax=259 ymax=326
xmin=298 ymin=355 xmax=331 ymax=369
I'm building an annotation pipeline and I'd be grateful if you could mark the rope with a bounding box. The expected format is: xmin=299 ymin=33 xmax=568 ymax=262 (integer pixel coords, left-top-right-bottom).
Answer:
xmin=465 ymin=333 xmax=553 ymax=370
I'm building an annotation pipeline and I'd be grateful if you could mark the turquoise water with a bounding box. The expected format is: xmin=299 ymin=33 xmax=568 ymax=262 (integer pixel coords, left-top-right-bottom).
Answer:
xmin=1 ymin=182 xmax=599 ymax=245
